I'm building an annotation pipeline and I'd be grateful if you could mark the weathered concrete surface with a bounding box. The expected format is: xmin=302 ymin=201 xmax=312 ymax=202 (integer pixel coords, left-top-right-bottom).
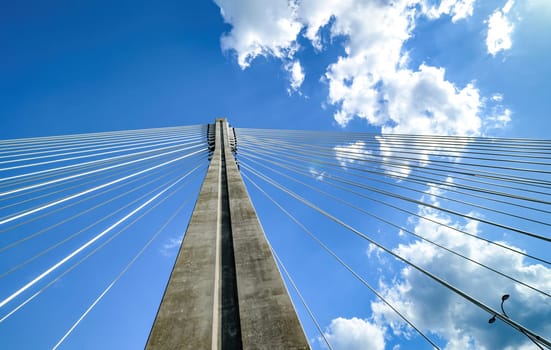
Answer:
xmin=145 ymin=121 xmax=221 ymax=349
xmin=146 ymin=119 xmax=309 ymax=349
xmin=223 ymin=122 xmax=310 ymax=349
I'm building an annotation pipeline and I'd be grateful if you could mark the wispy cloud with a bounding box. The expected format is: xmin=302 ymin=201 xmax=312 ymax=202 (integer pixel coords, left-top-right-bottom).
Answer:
xmin=486 ymin=0 xmax=515 ymax=56
xmin=333 ymin=141 xmax=372 ymax=168
xmin=286 ymin=60 xmax=305 ymax=95
xmin=309 ymin=167 xmax=326 ymax=181
xmin=423 ymin=0 xmax=476 ymax=22
xmin=160 ymin=236 xmax=183 ymax=257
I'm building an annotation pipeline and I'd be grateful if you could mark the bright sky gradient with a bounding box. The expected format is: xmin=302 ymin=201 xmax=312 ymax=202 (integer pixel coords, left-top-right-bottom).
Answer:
xmin=1 ymin=1 xmax=550 ymax=349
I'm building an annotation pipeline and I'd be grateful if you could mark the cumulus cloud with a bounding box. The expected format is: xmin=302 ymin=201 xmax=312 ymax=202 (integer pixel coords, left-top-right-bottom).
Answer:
xmin=486 ymin=0 xmax=515 ymax=56
xmin=381 ymin=65 xmax=482 ymax=136
xmin=331 ymin=62 xmax=488 ymax=178
xmin=313 ymin=1 xmax=484 ymax=134
xmin=369 ymin=184 xmax=551 ymax=349
xmin=215 ymin=0 xmax=301 ymax=68
xmin=323 ymin=317 xmax=386 ymax=350
xmin=215 ymin=0 xmax=507 ymax=137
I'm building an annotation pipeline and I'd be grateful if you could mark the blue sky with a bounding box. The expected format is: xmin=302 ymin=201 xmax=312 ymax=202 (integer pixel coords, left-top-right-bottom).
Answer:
xmin=1 ymin=1 xmax=550 ymax=349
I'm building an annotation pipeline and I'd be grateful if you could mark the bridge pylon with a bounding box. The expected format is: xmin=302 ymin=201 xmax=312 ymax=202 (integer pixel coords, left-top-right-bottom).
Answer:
xmin=146 ymin=118 xmax=309 ymax=349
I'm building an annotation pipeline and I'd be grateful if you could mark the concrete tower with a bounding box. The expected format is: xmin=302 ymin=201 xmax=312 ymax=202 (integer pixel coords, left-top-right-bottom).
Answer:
xmin=146 ymin=119 xmax=309 ymax=349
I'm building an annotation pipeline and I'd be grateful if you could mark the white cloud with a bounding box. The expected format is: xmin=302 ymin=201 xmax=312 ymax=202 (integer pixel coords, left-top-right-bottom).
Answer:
xmin=370 ymin=184 xmax=551 ymax=349
xmin=309 ymin=167 xmax=326 ymax=181
xmin=381 ymin=65 xmax=482 ymax=136
xmin=321 ymin=6 xmax=483 ymax=134
xmin=334 ymin=131 xmax=470 ymax=180
xmin=423 ymin=0 xmax=477 ymax=22
xmin=286 ymin=60 xmax=305 ymax=94
xmin=486 ymin=0 xmax=515 ymax=56
xmin=503 ymin=0 xmax=514 ymax=13
xmin=216 ymin=0 xmax=500 ymax=136
xmin=374 ymin=136 xmax=414 ymax=179
xmin=323 ymin=317 xmax=386 ymax=350
xmin=485 ymin=108 xmax=511 ymax=130
xmin=215 ymin=0 xmax=302 ymax=68
xmin=483 ymin=95 xmax=512 ymax=132
xmin=160 ymin=237 xmax=182 ymax=257
xmin=367 ymin=243 xmax=388 ymax=264
xmin=333 ymin=141 xmax=372 ymax=168
xmin=331 ymin=62 xmax=482 ymax=178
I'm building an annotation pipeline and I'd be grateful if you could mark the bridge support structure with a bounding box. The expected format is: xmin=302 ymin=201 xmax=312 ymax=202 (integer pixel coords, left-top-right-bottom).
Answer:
xmin=146 ymin=118 xmax=309 ymax=349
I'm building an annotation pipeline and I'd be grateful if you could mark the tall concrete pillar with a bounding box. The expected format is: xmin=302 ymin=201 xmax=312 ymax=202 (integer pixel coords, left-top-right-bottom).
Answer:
xmin=146 ymin=119 xmax=309 ymax=349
